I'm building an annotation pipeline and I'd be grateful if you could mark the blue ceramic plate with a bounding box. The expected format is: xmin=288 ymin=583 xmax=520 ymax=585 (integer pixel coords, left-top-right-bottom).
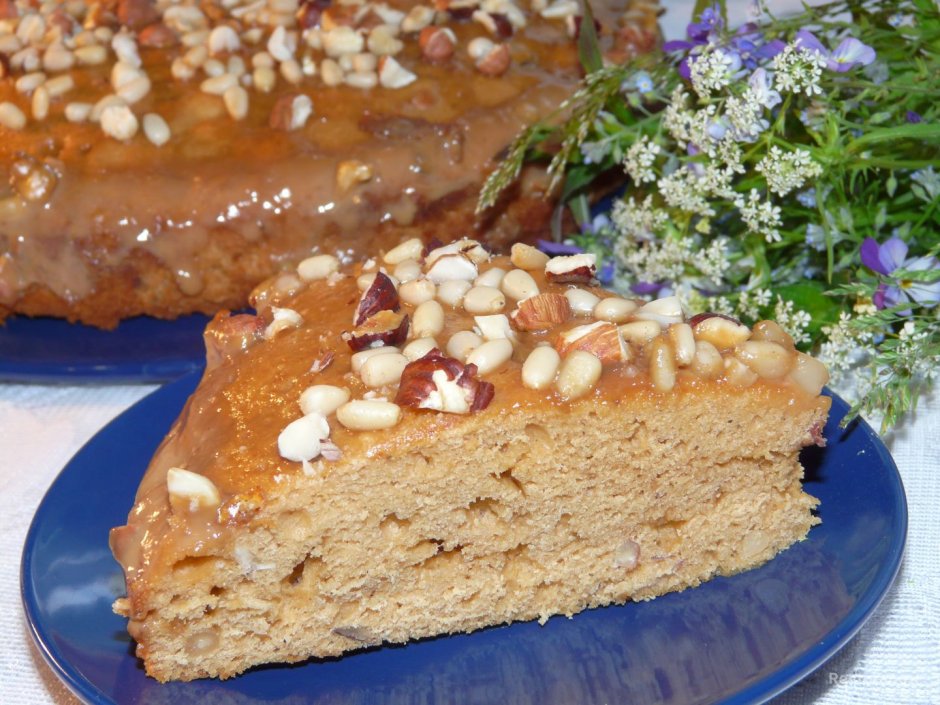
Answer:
xmin=0 ymin=316 xmax=208 ymax=384
xmin=21 ymin=375 xmax=906 ymax=705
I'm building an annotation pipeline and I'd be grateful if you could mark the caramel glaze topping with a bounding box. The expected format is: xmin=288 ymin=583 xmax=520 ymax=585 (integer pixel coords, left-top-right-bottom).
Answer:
xmin=110 ymin=242 xmax=830 ymax=619
xmin=0 ymin=0 xmax=653 ymax=311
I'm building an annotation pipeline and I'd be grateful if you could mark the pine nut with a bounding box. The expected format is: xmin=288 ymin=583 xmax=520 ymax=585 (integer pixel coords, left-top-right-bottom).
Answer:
xmin=43 ymin=43 xmax=74 ymax=72
xmin=437 ymin=279 xmax=471 ymax=308
xmin=117 ymin=75 xmax=151 ymax=104
xmin=593 ymin=297 xmax=638 ymax=323
xmin=299 ymin=384 xmax=349 ymax=416
xmin=751 ymin=320 xmax=795 ymax=349
xmin=351 ymin=346 xmax=401 ymax=373
xmin=648 ymin=336 xmax=677 ymax=392
xmin=203 ymin=59 xmax=226 ymax=77
xmin=253 ymin=65 xmax=276 ymax=92
xmin=522 ymin=346 xmax=561 ymax=390
xmin=463 ymin=285 xmax=505 ymax=314
xmin=201 ymin=73 xmax=238 ymax=95
xmin=44 ymin=75 xmax=75 ymax=97
xmin=474 ymin=314 xmax=515 ymax=341
xmin=31 ymin=86 xmax=49 ymax=120
xmin=74 ymin=44 xmax=107 ymax=66
xmin=427 ymin=254 xmax=478 ymax=283
xmin=636 ymin=295 xmax=684 ymax=326
xmin=392 ymin=258 xmax=422 ymax=283
xmin=143 ymin=113 xmax=171 ymax=146
xmin=383 ymin=237 xmax=423 ymax=265
xmin=223 ymin=85 xmax=249 ymax=120
xmin=787 ymin=352 xmax=829 ymax=396
xmin=555 ymin=350 xmax=602 ymax=400
xmin=0 ymin=102 xmax=26 ymax=130
xmin=667 ymin=323 xmax=696 ymax=366
xmin=280 ymin=58 xmax=303 ymax=84
xmin=336 ymin=400 xmax=401 ymax=431
xmin=64 ymin=102 xmax=92 ymax=123
xmin=399 ymin=278 xmax=436 ymax=306
xmin=360 ymin=352 xmax=409 ymax=387
xmin=446 ymin=330 xmax=483 ymax=362
xmin=735 ymin=340 xmax=794 ymax=379
xmin=510 ymin=242 xmax=549 ymax=270
xmin=100 ymin=104 xmax=138 ymax=140
xmin=297 ymin=254 xmax=339 ymax=281
xmin=501 ymin=269 xmax=539 ymax=301
xmin=465 ymin=338 xmax=513 ymax=374
xmin=171 ymin=58 xmax=196 ymax=81
xmin=15 ymin=71 xmax=45 ymax=94
xmin=92 ymin=94 xmax=127 ymax=122
xmin=619 ymin=320 xmax=661 ymax=346
xmin=402 ymin=337 xmax=438 ymax=361
xmin=723 ymin=357 xmax=758 ymax=387
xmin=565 ymin=288 xmax=600 ymax=316
xmin=412 ymin=300 xmax=444 ymax=338
xmin=474 ymin=267 xmax=506 ymax=288
xmin=690 ymin=340 xmax=723 ymax=379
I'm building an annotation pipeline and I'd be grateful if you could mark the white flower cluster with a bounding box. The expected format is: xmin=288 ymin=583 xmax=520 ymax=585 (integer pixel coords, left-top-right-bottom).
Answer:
xmin=756 ymin=146 xmax=824 ymax=197
xmin=658 ymin=167 xmax=715 ymax=218
xmin=772 ymin=296 xmax=812 ymax=345
xmin=818 ymin=312 xmax=873 ymax=375
xmin=611 ymin=195 xmax=669 ymax=241
xmin=896 ymin=321 xmax=940 ymax=380
xmin=738 ymin=189 xmax=783 ymax=242
xmin=736 ymin=287 xmax=773 ymax=320
xmin=663 ymin=84 xmax=693 ymax=146
xmin=613 ymin=234 xmax=730 ymax=290
xmin=689 ymin=48 xmax=738 ymax=99
xmin=623 ymin=136 xmax=661 ymax=184
xmin=771 ymin=44 xmax=827 ymax=96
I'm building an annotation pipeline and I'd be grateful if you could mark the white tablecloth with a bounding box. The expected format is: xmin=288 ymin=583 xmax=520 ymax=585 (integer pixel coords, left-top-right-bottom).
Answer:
xmin=1 ymin=380 xmax=937 ymax=704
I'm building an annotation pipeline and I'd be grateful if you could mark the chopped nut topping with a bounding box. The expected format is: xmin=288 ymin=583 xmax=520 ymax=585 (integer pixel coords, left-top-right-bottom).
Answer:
xmin=395 ymin=349 xmax=495 ymax=414
xmin=545 ymin=253 xmax=597 ymax=284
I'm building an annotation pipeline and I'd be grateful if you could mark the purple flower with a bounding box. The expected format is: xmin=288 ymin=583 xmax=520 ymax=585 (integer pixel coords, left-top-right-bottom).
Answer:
xmin=828 ymin=37 xmax=876 ymax=72
xmin=793 ymin=31 xmax=876 ymax=72
xmin=906 ymin=110 xmax=923 ymax=124
xmin=748 ymin=67 xmax=781 ymax=109
xmin=536 ymin=238 xmax=583 ymax=256
xmin=631 ymin=281 xmax=667 ymax=296
xmin=861 ymin=236 xmax=940 ymax=310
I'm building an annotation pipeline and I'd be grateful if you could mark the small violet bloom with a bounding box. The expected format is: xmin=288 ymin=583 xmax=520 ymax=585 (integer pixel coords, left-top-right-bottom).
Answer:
xmin=748 ymin=68 xmax=781 ymax=110
xmin=536 ymin=238 xmax=583 ymax=256
xmin=906 ymin=110 xmax=923 ymax=124
xmin=793 ymin=30 xmax=875 ymax=72
xmin=631 ymin=281 xmax=668 ymax=297
xmin=860 ymin=236 xmax=940 ymax=310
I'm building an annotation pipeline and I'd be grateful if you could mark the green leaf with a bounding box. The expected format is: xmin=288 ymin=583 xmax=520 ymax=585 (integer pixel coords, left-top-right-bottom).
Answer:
xmin=577 ymin=0 xmax=603 ymax=74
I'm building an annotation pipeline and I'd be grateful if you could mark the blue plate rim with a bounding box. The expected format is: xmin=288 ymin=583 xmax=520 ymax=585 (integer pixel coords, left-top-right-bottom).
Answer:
xmin=20 ymin=376 xmax=908 ymax=705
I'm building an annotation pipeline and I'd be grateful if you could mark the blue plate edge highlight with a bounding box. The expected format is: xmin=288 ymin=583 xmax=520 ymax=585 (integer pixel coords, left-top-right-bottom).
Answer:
xmin=19 ymin=377 xmax=909 ymax=705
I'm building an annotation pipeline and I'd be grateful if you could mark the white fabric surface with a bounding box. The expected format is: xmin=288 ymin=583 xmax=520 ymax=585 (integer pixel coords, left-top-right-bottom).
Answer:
xmin=1 ymin=380 xmax=937 ymax=704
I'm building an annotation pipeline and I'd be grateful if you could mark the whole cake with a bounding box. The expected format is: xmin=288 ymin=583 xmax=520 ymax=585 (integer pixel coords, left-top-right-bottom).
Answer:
xmin=0 ymin=0 xmax=658 ymax=327
xmin=110 ymin=237 xmax=831 ymax=681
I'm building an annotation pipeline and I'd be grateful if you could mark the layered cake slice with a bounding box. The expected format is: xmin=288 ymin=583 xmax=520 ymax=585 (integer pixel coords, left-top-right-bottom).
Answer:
xmin=110 ymin=237 xmax=830 ymax=681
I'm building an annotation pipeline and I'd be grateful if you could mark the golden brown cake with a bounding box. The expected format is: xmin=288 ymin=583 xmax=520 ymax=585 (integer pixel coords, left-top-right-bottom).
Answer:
xmin=0 ymin=0 xmax=659 ymax=327
xmin=110 ymin=237 xmax=831 ymax=682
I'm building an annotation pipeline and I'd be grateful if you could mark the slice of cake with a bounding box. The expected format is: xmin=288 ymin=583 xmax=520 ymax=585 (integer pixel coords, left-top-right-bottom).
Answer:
xmin=0 ymin=0 xmax=659 ymax=327
xmin=109 ymin=237 xmax=830 ymax=682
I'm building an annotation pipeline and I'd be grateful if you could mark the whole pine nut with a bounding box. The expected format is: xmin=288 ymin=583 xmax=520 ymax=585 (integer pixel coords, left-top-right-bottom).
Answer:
xmin=402 ymin=337 xmax=438 ymax=361
xmin=297 ymin=254 xmax=339 ymax=281
xmin=117 ymin=75 xmax=151 ymax=104
xmin=463 ymin=285 xmax=505 ymax=315
xmin=253 ymin=65 xmax=276 ymax=92
xmin=751 ymin=320 xmax=795 ymax=348
xmin=649 ymin=336 xmax=677 ymax=392
xmin=593 ymin=297 xmax=638 ymax=323
xmin=399 ymin=277 xmax=436 ymax=306
xmin=64 ymin=101 xmax=92 ymax=123
xmin=200 ymin=73 xmax=238 ymax=95
xmin=337 ymin=400 xmax=401 ymax=431
xmin=223 ymin=84 xmax=249 ymax=120
xmin=143 ymin=113 xmax=171 ymax=146
xmin=437 ymin=279 xmax=471 ymax=308
xmin=691 ymin=340 xmax=723 ymax=379
xmin=465 ymin=338 xmax=513 ymax=374
xmin=787 ymin=352 xmax=829 ymax=396
xmin=667 ymin=323 xmax=696 ymax=366
xmin=446 ymin=330 xmax=483 ymax=362
xmin=44 ymin=74 xmax=75 ymax=97
xmin=510 ymin=242 xmax=549 ymax=271
xmin=31 ymin=86 xmax=49 ymax=120
xmin=522 ymin=346 xmax=561 ymax=390
xmin=565 ymin=288 xmax=600 ymax=316
xmin=299 ymin=384 xmax=350 ymax=416
xmin=393 ymin=258 xmax=422 ymax=283
xmin=735 ymin=340 xmax=793 ymax=379
xmin=0 ymin=101 xmax=26 ymax=129
xmin=474 ymin=267 xmax=506 ymax=288
xmin=555 ymin=350 xmax=602 ymax=400
xmin=360 ymin=352 xmax=409 ymax=387
xmin=351 ymin=346 xmax=401 ymax=373
xmin=723 ymin=357 xmax=758 ymax=387
xmin=501 ymin=269 xmax=539 ymax=301
xmin=619 ymin=320 xmax=662 ymax=346
xmin=412 ymin=300 xmax=444 ymax=338
xmin=383 ymin=237 xmax=423 ymax=265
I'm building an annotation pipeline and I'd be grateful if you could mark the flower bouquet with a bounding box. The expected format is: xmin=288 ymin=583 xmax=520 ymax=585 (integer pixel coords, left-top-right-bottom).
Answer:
xmin=479 ymin=0 xmax=940 ymax=431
